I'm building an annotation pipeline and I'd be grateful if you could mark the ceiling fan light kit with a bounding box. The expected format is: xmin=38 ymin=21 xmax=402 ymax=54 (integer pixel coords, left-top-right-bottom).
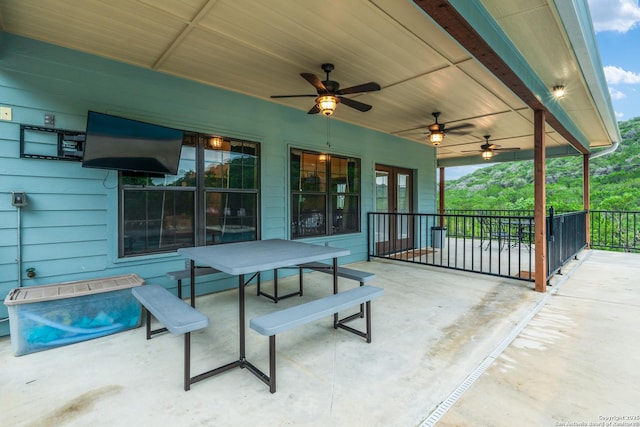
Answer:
xmin=462 ymin=134 xmax=521 ymax=159
xmin=429 ymin=131 xmax=444 ymax=145
xmin=271 ymin=63 xmax=380 ymax=116
xmin=427 ymin=111 xmax=473 ymax=146
xmin=480 ymin=134 xmax=497 ymax=160
xmin=316 ymin=95 xmax=339 ymax=116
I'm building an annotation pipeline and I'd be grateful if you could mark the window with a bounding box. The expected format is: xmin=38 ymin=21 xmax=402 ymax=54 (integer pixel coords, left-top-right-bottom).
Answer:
xmin=120 ymin=133 xmax=259 ymax=257
xmin=290 ymin=149 xmax=360 ymax=238
xmin=204 ymin=137 xmax=259 ymax=245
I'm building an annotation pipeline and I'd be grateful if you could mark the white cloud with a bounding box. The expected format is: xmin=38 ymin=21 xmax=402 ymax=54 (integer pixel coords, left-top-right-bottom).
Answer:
xmin=616 ymin=111 xmax=625 ymax=119
xmin=604 ymin=65 xmax=640 ymax=84
xmin=588 ymin=0 xmax=640 ymax=33
xmin=609 ymin=87 xmax=626 ymax=100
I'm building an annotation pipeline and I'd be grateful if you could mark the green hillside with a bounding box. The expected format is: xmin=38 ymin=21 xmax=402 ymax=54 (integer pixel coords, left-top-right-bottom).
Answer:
xmin=444 ymin=117 xmax=640 ymax=212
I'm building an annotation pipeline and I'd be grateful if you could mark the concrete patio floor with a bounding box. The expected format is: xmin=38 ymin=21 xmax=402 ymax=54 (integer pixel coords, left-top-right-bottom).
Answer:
xmin=1 ymin=250 xmax=638 ymax=426
xmin=389 ymin=236 xmax=535 ymax=282
xmin=436 ymin=249 xmax=640 ymax=427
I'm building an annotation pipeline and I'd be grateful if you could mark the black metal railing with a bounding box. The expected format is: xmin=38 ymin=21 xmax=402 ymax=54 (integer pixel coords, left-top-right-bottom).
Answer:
xmin=448 ymin=209 xmax=640 ymax=253
xmin=367 ymin=209 xmax=594 ymax=284
xmin=546 ymin=209 xmax=587 ymax=278
xmin=367 ymin=212 xmax=534 ymax=282
xmin=590 ymin=210 xmax=640 ymax=253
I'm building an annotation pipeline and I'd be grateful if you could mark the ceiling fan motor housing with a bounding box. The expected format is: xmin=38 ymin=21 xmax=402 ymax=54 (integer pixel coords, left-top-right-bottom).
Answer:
xmin=322 ymin=80 xmax=340 ymax=93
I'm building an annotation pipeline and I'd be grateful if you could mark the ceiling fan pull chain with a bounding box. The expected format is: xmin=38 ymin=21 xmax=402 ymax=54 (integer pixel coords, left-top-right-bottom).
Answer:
xmin=326 ymin=115 xmax=331 ymax=148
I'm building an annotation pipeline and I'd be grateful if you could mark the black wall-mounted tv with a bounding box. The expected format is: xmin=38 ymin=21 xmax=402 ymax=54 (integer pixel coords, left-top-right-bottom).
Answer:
xmin=82 ymin=111 xmax=184 ymax=175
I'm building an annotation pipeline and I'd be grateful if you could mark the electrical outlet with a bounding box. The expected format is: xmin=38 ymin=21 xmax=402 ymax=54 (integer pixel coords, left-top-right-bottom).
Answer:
xmin=0 ymin=107 xmax=12 ymax=121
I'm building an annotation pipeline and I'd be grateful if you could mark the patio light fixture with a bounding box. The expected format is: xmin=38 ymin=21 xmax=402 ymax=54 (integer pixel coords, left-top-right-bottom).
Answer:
xmin=316 ymin=95 xmax=339 ymax=116
xmin=429 ymin=130 xmax=444 ymax=146
xmin=209 ymin=136 xmax=224 ymax=149
xmin=552 ymin=85 xmax=566 ymax=98
xmin=481 ymin=148 xmax=494 ymax=160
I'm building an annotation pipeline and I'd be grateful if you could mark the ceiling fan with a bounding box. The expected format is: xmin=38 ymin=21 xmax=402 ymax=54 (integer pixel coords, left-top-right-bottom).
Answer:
xmin=463 ymin=135 xmax=521 ymax=160
xmin=270 ymin=63 xmax=381 ymax=116
xmin=426 ymin=112 xmax=474 ymax=146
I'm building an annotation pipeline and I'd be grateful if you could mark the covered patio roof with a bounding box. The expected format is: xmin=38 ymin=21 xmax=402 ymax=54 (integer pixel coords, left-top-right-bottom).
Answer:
xmin=0 ymin=0 xmax=620 ymax=166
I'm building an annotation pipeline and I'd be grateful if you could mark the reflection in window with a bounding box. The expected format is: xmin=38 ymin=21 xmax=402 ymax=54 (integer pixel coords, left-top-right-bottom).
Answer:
xmin=374 ymin=171 xmax=390 ymax=242
xmin=122 ymin=189 xmax=195 ymax=255
xmin=290 ymin=149 xmax=360 ymax=239
xmin=292 ymin=194 xmax=326 ymax=237
xmin=204 ymin=139 xmax=258 ymax=189
xmin=120 ymin=134 xmax=259 ymax=257
xmin=204 ymin=138 xmax=259 ymax=245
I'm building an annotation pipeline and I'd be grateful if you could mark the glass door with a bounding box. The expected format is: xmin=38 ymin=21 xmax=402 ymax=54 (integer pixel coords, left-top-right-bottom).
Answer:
xmin=374 ymin=165 xmax=413 ymax=255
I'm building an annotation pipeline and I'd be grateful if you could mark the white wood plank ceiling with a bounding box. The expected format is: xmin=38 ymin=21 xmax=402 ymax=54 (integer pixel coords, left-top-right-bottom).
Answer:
xmin=0 ymin=0 xmax=615 ymax=164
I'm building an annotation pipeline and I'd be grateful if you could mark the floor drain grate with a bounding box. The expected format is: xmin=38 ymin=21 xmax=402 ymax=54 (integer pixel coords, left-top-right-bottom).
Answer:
xmin=419 ymin=250 xmax=591 ymax=426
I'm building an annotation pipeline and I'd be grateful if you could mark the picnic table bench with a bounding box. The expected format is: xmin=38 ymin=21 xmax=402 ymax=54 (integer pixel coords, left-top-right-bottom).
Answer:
xmin=131 ymin=284 xmax=210 ymax=391
xmin=250 ymin=285 xmax=384 ymax=393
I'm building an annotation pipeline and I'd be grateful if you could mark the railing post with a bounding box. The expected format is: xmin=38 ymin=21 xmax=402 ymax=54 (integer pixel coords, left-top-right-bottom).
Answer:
xmin=583 ymin=154 xmax=591 ymax=249
xmin=367 ymin=213 xmax=371 ymax=261
xmin=534 ymin=109 xmax=547 ymax=293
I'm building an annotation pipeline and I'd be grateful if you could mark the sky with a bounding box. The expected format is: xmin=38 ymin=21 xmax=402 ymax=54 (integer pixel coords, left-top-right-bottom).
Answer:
xmin=444 ymin=0 xmax=640 ymax=181
xmin=589 ymin=0 xmax=640 ymax=121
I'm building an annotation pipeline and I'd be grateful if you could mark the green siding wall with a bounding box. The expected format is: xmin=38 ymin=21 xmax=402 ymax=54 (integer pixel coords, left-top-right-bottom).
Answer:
xmin=0 ymin=34 xmax=436 ymax=335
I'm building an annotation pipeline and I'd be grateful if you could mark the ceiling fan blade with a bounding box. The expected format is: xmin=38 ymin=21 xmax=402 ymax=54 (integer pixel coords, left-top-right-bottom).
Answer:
xmin=270 ymin=94 xmax=317 ymax=98
xmin=445 ymin=123 xmax=474 ymax=132
xmin=301 ymin=73 xmax=327 ymax=93
xmin=307 ymin=104 xmax=320 ymax=114
xmin=339 ymin=96 xmax=372 ymax=112
xmin=336 ymin=82 xmax=381 ymax=95
xmin=446 ymin=130 xmax=472 ymax=136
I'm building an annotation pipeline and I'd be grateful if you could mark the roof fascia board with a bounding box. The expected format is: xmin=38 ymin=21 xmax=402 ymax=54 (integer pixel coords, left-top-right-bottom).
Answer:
xmin=413 ymin=0 xmax=590 ymax=153
xmin=447 ymin=0 xmax=591 ymax=150
xmin=552 ymin=0 xmax=621 ymax=143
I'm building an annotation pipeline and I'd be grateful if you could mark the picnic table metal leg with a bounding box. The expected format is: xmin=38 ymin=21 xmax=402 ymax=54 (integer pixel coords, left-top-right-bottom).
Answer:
xmin=273 ymin=268 xmax=278 ymax=302
xmin=359 ymin=281 xmax=365 ymax=318
xmin=256 ymin=269 xmax=299 ymax=303
xmin=299 ymin=268 xmax=303 ymax=296
xmin=299 ymin=266 xmax=304 ymax=293
xmin=184 ymin=332 xmax=191 ymax=391
xmin=269 ymin=335 xmax=276 ymax=393
xmin=145 ymin=309 xmax=152 ymax=340
xmin=190 ymin=260 xmax=196 ymax=308
xmin=239 ymin=273 xmax=245 ymax=361
xmin=366 ymin=301 xmax=372 ymax=343
xmin=333 ymin=257 xmax=339 ymax=326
